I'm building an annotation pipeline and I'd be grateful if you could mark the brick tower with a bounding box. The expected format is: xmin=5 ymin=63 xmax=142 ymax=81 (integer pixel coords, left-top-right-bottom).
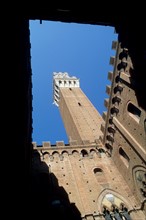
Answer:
xmin=53 ymin=72 xmax=103 ymax=145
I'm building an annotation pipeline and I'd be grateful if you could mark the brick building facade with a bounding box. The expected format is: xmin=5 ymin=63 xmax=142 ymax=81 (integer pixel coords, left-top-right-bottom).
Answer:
xmin=32 ymin=53 xmax=145 ymax=219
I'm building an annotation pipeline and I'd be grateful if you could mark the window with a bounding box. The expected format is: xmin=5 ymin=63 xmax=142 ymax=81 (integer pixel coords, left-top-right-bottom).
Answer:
xmin=119 ymin=147 xmax=129 ymax=168
xmin=127 ymin=102 xmax=141 ymax=122
xmin=93 ymin=167 xmax=103 ymax=175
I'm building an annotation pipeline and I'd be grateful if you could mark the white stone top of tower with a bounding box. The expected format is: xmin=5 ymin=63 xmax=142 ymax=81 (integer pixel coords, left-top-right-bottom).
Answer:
xmin=53 ymin=72 xmax=80 ymax=106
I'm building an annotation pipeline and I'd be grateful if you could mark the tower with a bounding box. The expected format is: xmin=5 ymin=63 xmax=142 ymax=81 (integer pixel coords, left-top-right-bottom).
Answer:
xmin=32 ymin=45 xmax=145 ymax=219
xmin=53 ymin=72 xmax=103 ymax=145
xmin=30 ymin=69 xmax=145 ymax=220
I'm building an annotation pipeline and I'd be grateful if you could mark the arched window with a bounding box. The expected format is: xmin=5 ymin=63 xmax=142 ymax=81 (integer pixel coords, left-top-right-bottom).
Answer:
xmin=127 ymin=102 xmax=141 ymax=122
xmin=119 ymin=147 xmax=129 ymax=168
xmin=101 ymin=193 xmax=126 ymax=211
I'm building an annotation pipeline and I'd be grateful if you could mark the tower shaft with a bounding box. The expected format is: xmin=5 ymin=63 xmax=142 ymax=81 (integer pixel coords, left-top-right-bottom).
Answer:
xmin=53 ymin=72 xmax=103 ymax=144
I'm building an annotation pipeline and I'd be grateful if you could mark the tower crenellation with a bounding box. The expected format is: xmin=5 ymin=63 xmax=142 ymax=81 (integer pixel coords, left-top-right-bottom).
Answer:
xmin=53 ymin=72 xmax=80 ymax=106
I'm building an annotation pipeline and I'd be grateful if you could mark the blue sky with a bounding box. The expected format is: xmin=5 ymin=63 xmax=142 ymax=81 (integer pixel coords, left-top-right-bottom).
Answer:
xmin=29 ymin=20 xmax=118 ymax=145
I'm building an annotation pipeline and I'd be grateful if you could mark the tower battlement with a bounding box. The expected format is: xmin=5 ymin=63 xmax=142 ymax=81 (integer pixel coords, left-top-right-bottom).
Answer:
xmin=53 ymin=72 xmax=80 ymax=106
xmin=32 ymin=138 xmax=102 ymax=149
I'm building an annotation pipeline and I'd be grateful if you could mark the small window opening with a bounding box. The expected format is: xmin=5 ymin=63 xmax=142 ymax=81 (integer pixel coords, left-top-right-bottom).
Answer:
xmin=127 ymin=103 xmax=141 ymax=122
xmin=93 ymin=167 xmax=103 ymax=175
xmin=119 ymin=147 xmax=129 ymax=168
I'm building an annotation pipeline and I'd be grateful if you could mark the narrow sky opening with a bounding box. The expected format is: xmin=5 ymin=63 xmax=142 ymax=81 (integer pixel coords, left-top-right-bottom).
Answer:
xmin=29 ymin=20 xmax=118 ymax=145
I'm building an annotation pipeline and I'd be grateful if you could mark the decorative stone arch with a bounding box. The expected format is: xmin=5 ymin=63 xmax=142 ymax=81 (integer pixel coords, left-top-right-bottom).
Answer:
xmin=52 ymin=151 xmax=60 ymax=160
xmin=62 ymin=150 xmax=69 ymax=159
xmin=72 ymin=150 xmax=80 ymax=157
xmin=42 ymin=151 xmax=50 ymax=155
xmin=97 ymin=188 xmax=133 ymax=212
xmin=105 ymin=142 xmax=113 ymax=154
xmin=90 ymin=148 xmax=97 ymax=156
xmin=52 ymin=150 xmax=59 ymax=156
xmin=42 ymin=151 xmax=50 ymax=161
xmin=81 ymin=149 xmax=88 ymax=157
xmin=61 ymin=150 xmax=69 ymax=155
